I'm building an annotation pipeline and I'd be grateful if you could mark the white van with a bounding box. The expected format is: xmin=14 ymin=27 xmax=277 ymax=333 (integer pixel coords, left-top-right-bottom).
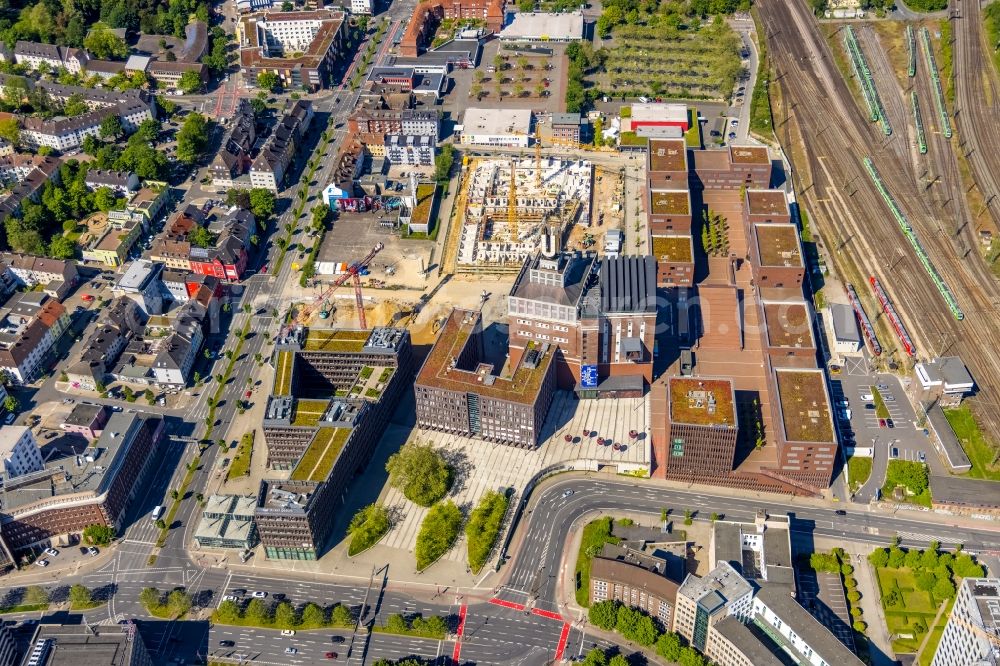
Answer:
xmin=151 ymin=505 xmax=164 ymax=522
xmin=638 ymin=96 xmax=649 ymax=103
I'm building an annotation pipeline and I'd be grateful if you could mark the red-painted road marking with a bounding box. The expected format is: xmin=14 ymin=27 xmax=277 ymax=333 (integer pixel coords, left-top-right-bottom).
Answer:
xmin=554 ymin=622 xmax=571 ymax=662
xmin=489 ymin=598 xmax=526 ymax=612
xmin=531 ymin=608 xmax=563 ymax=621
xmin=452 ymin=604 xmax=468 ymax=662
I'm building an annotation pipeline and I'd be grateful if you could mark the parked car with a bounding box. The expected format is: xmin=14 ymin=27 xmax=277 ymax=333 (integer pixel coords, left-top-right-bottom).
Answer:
xmin=285 ymin=648 xmax=298 ymax=655
xmin=890 ymin=447 xmax=899 ymax=459
xmin=918 ymin=451 xmax=926 ymax=463
xmin=88 ymin=547 xmax=99 ymax=557
xmin=887 ymin=419 xmax=895 ymax=429
xmin=835 ymin=510 xmax=847 ymax=516
xmin=861 ymin=392 xmax=874 ymax=401
xmin=325 ymin=653 xmax=338 ymax=660
xmin=232 ymin=589 xmax=247 ymax=596
xmin=879 ymin=418 xmax=887 ymax=428
xmin=251 ymin=591 xmax=267 ymax=599
xmin=864 ymin=404 xmax=875 ymax=410
xmin=281 ymin=630 xmax=295 ymax=636
xmin=562 ymin=489 xmax=574 ymax=498
xmin=219 ymin=640 xmax=235 ymax=647
xmin=44 ymin=548 xmax=58 ymax=557
xmin=36 ymin=559 xmax=49 ymax=567
xmin=876 ymin=384 xmax=889 ymax=391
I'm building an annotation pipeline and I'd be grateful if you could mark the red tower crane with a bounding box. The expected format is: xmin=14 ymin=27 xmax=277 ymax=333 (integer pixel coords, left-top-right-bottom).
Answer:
xmin=289 ymin=243 xmax=384 ymax=332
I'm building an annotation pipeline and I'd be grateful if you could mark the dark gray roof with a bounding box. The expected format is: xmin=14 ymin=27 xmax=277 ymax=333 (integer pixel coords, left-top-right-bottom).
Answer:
xmin=600 ymin=255 xmax=656 ymax=314
xmin=64 ymin=402 xmax=106 ymax=427
xmin=830 ymin=303 xmax=860 ymax=343
xmin=509 ymin=252 xmax=596 ymax=309
xmin=551 ymin=112 xmax=583 ymax=126
xmin=926 ymin=404 xmax=973 ymax=471
xmin=714 ymin=617 xmax=784 ymax=666
xmin=754 ymin=585 xmax=865 ymax=665
xmin=713 ymin=522 xmax=743 ymax=570
xmin=929 ymin=474 xmax=1000 ymax=509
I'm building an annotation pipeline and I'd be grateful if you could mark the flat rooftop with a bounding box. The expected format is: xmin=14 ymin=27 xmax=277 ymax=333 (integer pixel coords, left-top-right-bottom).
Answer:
xmin=746 ymin=190 xmax=788 ymax=217
xmin=648 ymin=139 xmax=688 ymax=172
xmin=774 ymin=369 xmax=833 ymax=443
xmin=649 ymin=189 xmax=690 ymax=216
xmin=289 ymin=427 xmax=350 ymax=482
xmin=25 ymin=623 xmax=143 ymax=665
xmin=729 ymin=145 xmax=770 ymax=165
xmin=417 ymin=309 xmax=552 ymax=404
xmin=303 ymin=329 xmax=370 ymax=352
xmin=274 ymin=350 xmax=294 ymax=396
xmin=756 ymin=224 xmax=802 ymax=267
xmin=291 ymin=399 xmax=330 ymax=427
xmin=462 ymin=107 xmax=532 ymax=136
xmin=239 ymin=10 xmax=345 ymax=70
xmin=499 ymin=11 xmax=584 ymax=40
xmin=763 ymin=301 xmax=814 ymax=349
xmin=669 ymin=377 xmax=736 ymax=427
xmin=652 ymin=235 xmax=693 ymax=263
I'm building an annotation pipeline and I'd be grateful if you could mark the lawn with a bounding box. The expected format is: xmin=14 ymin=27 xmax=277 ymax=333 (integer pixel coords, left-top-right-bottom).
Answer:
xmin=875 ymin=567 xmax=942 ymax=654
xmin=227 ymin=432 xmax=254 ymax=481
xmin=848 ymin=456 xmax=873 ymax=492
xmin=684 ymin=108 xmax=701 ymax=148
xmin=575 ymin=517 xmax=621 ymax=607
xmin=872 ymin=388 xmax=891 ymax=419
xmin=916 ymin=597 xmax=953 ymax=666
xmin=290 ymin=427 xmax=350 ymax=482
xmin=942 ymin=405 xmax=1000 ymax=480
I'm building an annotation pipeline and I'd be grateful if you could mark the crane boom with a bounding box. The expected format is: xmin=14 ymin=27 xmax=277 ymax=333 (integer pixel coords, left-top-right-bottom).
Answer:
xmin=286 ymin=242 xmax=383 ymax=333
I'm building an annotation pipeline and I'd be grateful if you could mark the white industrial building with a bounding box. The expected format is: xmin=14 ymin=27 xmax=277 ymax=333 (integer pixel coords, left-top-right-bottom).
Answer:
xmin=930 ymin=578 xmax=1000 ymax=666
xmin=499 ymin=12 xmax=585 ymax=41
xmin=458 ymin=108 xmax=532 ymax=148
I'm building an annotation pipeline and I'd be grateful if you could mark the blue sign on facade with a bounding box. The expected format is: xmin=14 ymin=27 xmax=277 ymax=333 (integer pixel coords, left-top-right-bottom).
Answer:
xmin=581 ymin=364 xmax=598 ymax=388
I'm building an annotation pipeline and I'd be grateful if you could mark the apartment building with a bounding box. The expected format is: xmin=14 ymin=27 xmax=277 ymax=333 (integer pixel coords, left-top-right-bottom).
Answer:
xmin=414 ymin=308 xmax=557 ymax=448
xmin=210 ymin=99 xmax=257 ymax=187
xmin=0 ymin=413 xmax=163 ymax=553
xmin=0 ymin=252 xmax=78 ymax=296
xmin=239 ymin=10 xmax=347 ymax=90
xmin=0 ymin=426 xmax=43 ymax=480
xmin=507 ymin=251 xmax=657 ymax=393
xmin=931 ymin=577 xmax=1000 ymax=666
xmin=111 ymin=300 xmax=206 ymax=388
xmin=250 ymin=100 xmax=313 ymax=192
xmin=690 ymin=146 xmax=772 ymax=190
xmin=13 ymin=41 xmax=88 ymax=73
xmin=385 ymin=134 xmax=434 ymax=165
xmin=60 ymin=402 xmax=109 ymax=440
xmin=551 ymin=112 xmax=586 ymax=144
xmin=19 ymin=93 xmax=154 ymax=151
xmin=84 ymin=169 xmax=140 ymax=196
xmin=256 ymin=327 xmax=413 ymax=559
xmin=65 ymin=297 xmax=146 ymax=391
xmin=0 ymin=292 xmax=70 ymax=384
xmin=399 ymin=0 xmax=504 ymax=57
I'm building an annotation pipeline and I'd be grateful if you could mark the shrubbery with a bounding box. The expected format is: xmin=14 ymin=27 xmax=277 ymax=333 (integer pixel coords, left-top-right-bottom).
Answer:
xmin=465 ymin=490 xmax=509 ymax=573
xmin=415 ymin=501 xmax=463 ymax=570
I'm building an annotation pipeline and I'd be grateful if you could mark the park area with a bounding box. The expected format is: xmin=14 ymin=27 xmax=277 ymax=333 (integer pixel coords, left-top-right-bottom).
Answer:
xmin=591 ymin=16 xmax=744 ymax=101
xmin=868 ymin=542 xmax=984 ymax=659
xmin=470 ymin=45 xmax=564 ymax=109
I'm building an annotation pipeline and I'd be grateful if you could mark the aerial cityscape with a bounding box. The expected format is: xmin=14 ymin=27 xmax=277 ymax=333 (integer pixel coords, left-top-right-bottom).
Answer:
xmin=0 ymin=0 xmax=995 ymax=663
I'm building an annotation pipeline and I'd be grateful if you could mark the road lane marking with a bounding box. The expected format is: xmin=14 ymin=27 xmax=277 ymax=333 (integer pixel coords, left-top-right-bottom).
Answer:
xmin=531 ymin=608 xmax=563 ymax=621
xmin=489 ymin=598 xmax=526 ymax=612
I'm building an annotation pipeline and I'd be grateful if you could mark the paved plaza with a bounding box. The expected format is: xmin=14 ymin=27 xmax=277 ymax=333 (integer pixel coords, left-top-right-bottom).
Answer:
xmin=378 ymin=391 xmax=651 ymax=564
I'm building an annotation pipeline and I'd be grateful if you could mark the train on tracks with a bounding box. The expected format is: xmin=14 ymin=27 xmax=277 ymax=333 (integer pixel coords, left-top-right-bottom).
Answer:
xmin=870 ymin=276 xmax=916 ymax=357
xmin=846 ymin=283 xmax=882 ymax=356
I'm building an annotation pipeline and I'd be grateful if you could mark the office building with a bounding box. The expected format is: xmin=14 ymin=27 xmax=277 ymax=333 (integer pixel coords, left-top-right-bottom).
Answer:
xmin=19 ymin=623 xmax=153 ymax=666
xmin=931 ymin=577 xmax=1000 ymax=666
xmin=663 ymin=377 xmax=738 ymax=476
xmin=459 ymin=107 xmax=532 ymax=147
xmin=256 ymin=327 xmax=412 ymax=559
xmin=0 ymin=413 xmax=163 ymax=553
xmin=400 ymin=0 xmax=504 ymax=57
xmin=415 ymin=308 xmax=556 ymax=448
xmin=193 ymin=494 xmax=258 ymax=550
xmin=239 ymin=10 xmax=348 ymax=90
xmin=673 ymin=561 xmax=754 ymax=650
xmin=590 ymin=543 xmax=681 ymax=626
xmin=508 ymin=252 xmax=657 ymax=392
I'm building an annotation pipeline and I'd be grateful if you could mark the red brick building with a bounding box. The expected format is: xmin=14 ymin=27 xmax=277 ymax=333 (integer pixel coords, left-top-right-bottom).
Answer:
xmin=400 ymin=0 xmax=504 ymax=57
xmin=663 ymin=377 xmax=738 ymax=475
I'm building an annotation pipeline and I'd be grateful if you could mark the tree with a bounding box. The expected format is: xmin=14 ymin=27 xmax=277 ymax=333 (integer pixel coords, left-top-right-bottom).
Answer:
xmin=868 ymin=548 xmax=889 ymax=568
xmin=385 ymin=441 xmax=453 ymax=507
xmin=3 ymin=395 xmax=19 ymax=414
xmin=0 ymin=118 xmax=21 ymax=146
xmin=24 ymin=586 xmax=48 ymax=606
xmin=83 ymin=524 xmax=115 ymax=546
xmin=144 ymin=389 xmax=155 ymax=405
xmin=63 ymin=93 xmax=89 ymax=117
xmin=608 ymin=656 xmax=629 ymax=666
xmin=934 ymin=576 xmax=956 ymax=599
xmin=616 ymin=604 xmax=658 ymax=646
xmin=853 ymin=620 xmax=867 ymax=633
xmin=170 ymin=489 xmax=179 ymax=500
xmin=514 ymin=83 xmax=524 ymax=97
xmin=257 ymin=71 xmax=281 ymax=93
xmin=155 ymin=519 xmax=166 ymax=529
xmin=888 ymin=546 xmax=906 ymax=568
xmin=188 ymin=225 xmax=215 ymax=248
xmin=588 ymin=600 xmax=619 ymax=630
xmin=953 ymin=553 xmax=985 ymax=579
xmin=216 ymin=599 xmax=240 ymax=623
xmin=904 ymin=549 xmax=921 ymax=569
xmin=245 ymin=598 xmax=270 ymax=624
xmin=847 ymin=590 xmax=861 ymax=603
xmin=301 ymin=602 xmax=325 ymax=627
xmin=414 ymin=500 xmax=463 ymax=569
xmin=348 ymin=503 xmax=391 ymax=555
xmin=85 ymin=25 xmax=129 ymax=60
xmin=916 ymin=571 xmax=937 ymax=592
xmin=387 ymin=614 xmax=409 ymax=633
xmin=434 ymin=144 xmax=454 ymax=185
xmin=94 ymin=186 xmax=117 ymax=212
xmin=69 ymin=584 xmax=93 ymax=607
xmin=177 ymin=70 xmax=204 ymax=94
xmin=656 ymin=633 xmax=683 ymax=660
xmin=99 ymin=115 xmax=123 ymax=140
xmin=274 ymin=601 xmax=298 ymax=628
xmin=678 ymin=647 xmax=707 ymax=666
xmin=135 ymin=118 xmax=161 ymax=143
xmin=249 ymin=188 xmax=277 ymax=221
xmin=330 ymin=604 xmax=353 ymax=627
xmin=176 ymin=113 xmax=209 ymax=165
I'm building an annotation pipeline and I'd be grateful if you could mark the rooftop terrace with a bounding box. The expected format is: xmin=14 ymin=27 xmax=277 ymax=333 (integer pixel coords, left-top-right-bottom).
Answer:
xmin=774 ymin=369 xmax=833 ymax=443
xmin=652 ymin=235 xmax=693 ymax=263
xmin=763 ymin=302 xmax=813 ymax=349
xmin=669 ymin=377 xmax=736 ymax=427
xmin=648 ymin=139 xmax=688 ymax=172
xmin=417 ymin=309 xmax=552 ymax=404
xmin=290 ymin=427 xmax=350 ymax=482
xmin=649 ymin=190 xmax=691 ymax=216
xmin=756 ymin=224 xmax=802 ymax=267
xmin=746 ymin=190 xmax=788 ymax=217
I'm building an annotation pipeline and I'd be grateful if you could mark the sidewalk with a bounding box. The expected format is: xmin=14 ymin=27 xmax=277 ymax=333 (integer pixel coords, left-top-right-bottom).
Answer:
xmin=839 ymin=539 xmax=897 ymax=666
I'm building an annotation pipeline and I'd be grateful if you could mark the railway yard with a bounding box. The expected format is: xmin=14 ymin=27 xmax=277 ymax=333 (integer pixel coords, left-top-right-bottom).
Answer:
xmin=758 ymin=0 xmax=1000 ymax=443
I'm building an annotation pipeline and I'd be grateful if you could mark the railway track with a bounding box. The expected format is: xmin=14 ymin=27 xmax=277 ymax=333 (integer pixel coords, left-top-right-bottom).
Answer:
xmin=855 ymin=25 xmax=914 ymax=165
xmin=758 ymin=0 xmax=1000 ymax=441
xmin=951 ymin=0 xmax=1000 ymax=227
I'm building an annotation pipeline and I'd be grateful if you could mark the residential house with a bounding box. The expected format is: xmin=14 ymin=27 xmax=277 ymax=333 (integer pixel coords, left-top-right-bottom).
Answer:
xmin=0 ymin=252 xmax=77 ymax=299
xmin=0 ymin=292 xmax=70 ymax=384
xmin=250 ymin=100 xmax=314 ymax=192
xmin=210 ymin=99 xmax=257 ymax=187
xmin=65 ymin=297 xmax=146 ymax=391
xmin=13 ymin=41 xmax=88 ymax=73
xmin=61 ymin=402 xmax=109 ymax=439
xmin=85 ymin=169 xmax=140 ymax=196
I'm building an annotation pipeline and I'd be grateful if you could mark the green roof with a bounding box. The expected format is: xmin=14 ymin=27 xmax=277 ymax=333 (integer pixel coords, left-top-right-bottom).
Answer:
xmin=292 ymin=399 xmax=330 ymax=427
xmin=303 ymin=329 xmax=370 ymax=352
xmin=290 ymin=427 xmax=350 ymax=482
xmin=275 ymin=351 xmax=294 ymax=396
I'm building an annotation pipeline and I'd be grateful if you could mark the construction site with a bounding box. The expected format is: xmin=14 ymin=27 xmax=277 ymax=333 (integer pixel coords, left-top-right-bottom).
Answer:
xmin=456 ymin=155 xmax=593 ymax=271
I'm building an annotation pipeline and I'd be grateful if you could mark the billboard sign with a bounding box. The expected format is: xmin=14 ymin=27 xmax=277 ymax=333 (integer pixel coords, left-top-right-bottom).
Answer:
xmin=581 ymin=364 xmax=598 ymax=388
